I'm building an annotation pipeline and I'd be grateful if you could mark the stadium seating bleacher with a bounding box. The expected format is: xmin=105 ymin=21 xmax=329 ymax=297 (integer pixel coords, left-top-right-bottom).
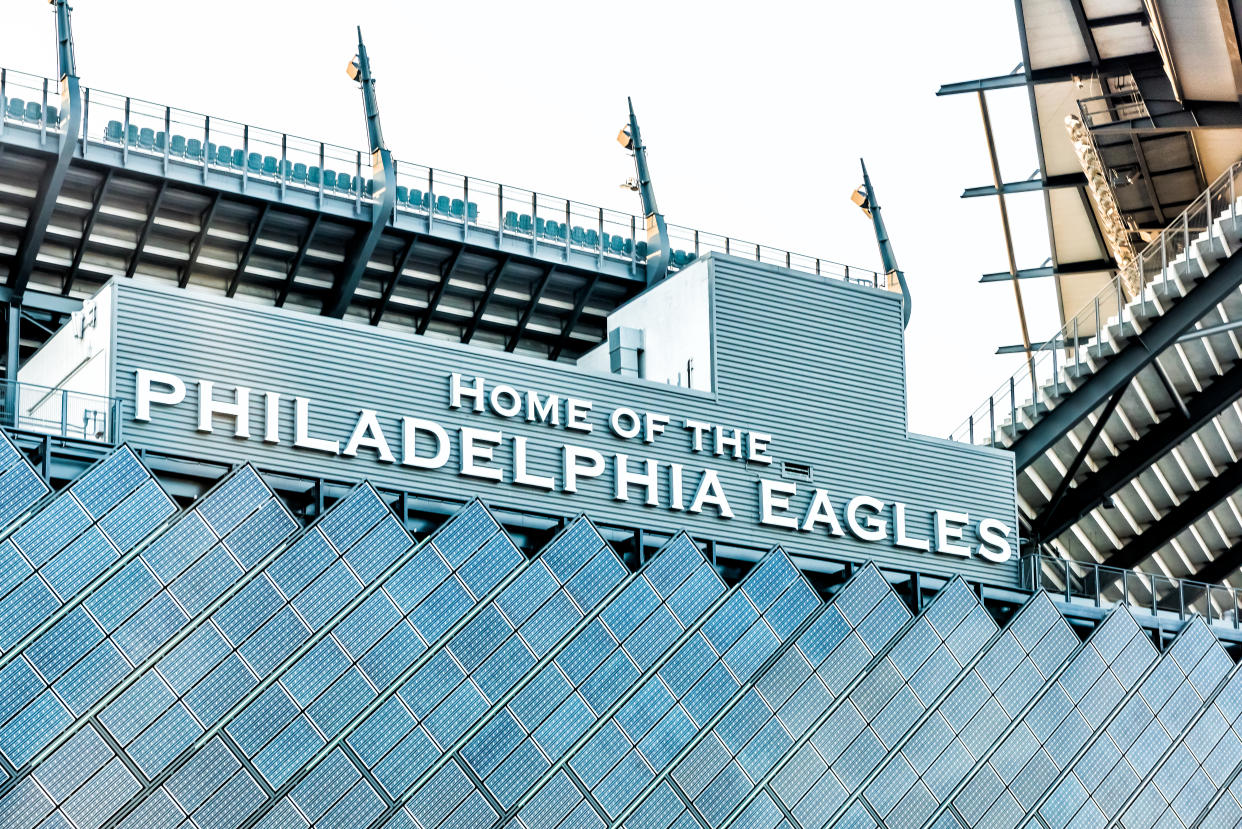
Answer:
xmin=76 ymin=115 xmax=656 ymax=264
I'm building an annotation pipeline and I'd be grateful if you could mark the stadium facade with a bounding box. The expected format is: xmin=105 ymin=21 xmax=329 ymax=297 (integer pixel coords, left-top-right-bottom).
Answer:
xmin=6 ymin=4 xmax=1242 ymax=829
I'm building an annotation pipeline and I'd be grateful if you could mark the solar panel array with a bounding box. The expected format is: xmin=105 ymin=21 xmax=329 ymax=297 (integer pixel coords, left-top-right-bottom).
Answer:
xmin=2 ymin=443 xmax=1242 ymax=829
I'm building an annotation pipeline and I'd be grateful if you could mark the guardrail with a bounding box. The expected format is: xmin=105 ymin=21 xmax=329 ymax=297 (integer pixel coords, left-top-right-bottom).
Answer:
xmin=0 ymin=381 xmax=121 ymax=444
xmin=1077 ymin=90 xmax=1150 ymax=130
xmin=0 ymin=67 xmax=885 ymax=289
xmin=951 ymin=158 xmax=1242 ymax=446
xmin=1025 ymin=553 xmax=1242 ymax=629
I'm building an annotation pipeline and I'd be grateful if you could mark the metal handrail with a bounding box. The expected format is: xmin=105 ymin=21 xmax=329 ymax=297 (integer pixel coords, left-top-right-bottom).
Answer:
xmin=951 ymin=158 xmax=1242 ymax=446
xmin=0 ymin=380 xmax=121 ymax=444
xmin=1024 ymin=552 xmax=1242 ymax=628
xmin=1077 ymin=90 xmax=1150 ymax=129
xmin=0 ymin=66 xmax=883 ymax=289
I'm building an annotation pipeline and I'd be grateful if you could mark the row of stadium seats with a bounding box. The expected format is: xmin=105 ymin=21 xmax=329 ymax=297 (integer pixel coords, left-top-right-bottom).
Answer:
xmin=499 ymin=214 xmax=698 ymax=266
xmin=2 ymin=105 xmax=704 ymax=268
xmin=96 ymin=119 xmax=698 ymax=267
xmin=3 ymin=97 xmax=59 ymax=126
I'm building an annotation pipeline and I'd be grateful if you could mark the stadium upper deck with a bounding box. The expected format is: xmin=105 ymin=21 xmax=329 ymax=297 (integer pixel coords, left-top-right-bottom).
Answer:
xmin=0 ymin=54 xmax=884 ymax=374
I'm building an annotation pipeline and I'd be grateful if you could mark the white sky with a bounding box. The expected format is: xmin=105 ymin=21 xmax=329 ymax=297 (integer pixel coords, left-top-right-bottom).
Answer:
xmin=2 ymin=0 xmax=1066 ymax=438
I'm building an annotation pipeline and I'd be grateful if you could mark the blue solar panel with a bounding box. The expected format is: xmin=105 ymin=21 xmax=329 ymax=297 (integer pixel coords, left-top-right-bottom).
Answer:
xmin=3 ymin=474 xmax=1239 ymax=829
xmin=69 ymin=447 xmax=146 ymax=519
xmin=0 ymin=462 xmax=49 ymax=532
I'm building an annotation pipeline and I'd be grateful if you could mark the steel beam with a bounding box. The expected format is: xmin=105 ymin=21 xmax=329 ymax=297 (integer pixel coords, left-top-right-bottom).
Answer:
xmin=980 ymin=258 xmax=1115 ymax=283
xmin=961 ymin=174 xmax=1086 ymax=198
xmin=64 ymin=170 xmax=111 ymax=295
xmin=124 ymin=182 xmax=166 ymax=280
xmin=416 ymin=247 xmax=464 ymax=336
xmin=371 ymin=235 xmax=418 ymax=326
xmin=1102 ymin=457 xmax=1242 ymax=571
xmin=507 ymin=266 xmax=555 ymax=352
xmin=937 ymin=74 xmax=1029 ymax=96
xmin=1067 ymin=0 xmax=1101 ymax=66
xmin=227 ymin=204 xmax=270 ymax=298
xmin=180 ymin=192 xmax=221 ymax=289
xmin=1033 ymin=359 xmax=1242 ymax=540
xmin=277 ymin=215 xmax=320 ymax=308
xmin=548 ymin=273 xmax=598 ymax=362
xmin=0 ymin=287 xmax=81 ymax=316
xmin=1036 ymin=387 xmax=1125 ymax=541
xmin=937 ymin=53 xmax=1163 ymax=96
xmin=1012 ymin=251 xmax=1242 ymax=471
xmin=1130 ymin=136 xmax=1166 ymax=224
xmin=462 ymin=255 xmax=508 ymax=344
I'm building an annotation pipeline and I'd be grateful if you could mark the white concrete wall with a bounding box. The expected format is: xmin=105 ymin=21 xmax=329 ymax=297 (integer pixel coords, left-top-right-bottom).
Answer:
xmin=577 ymin=260 xmax=713 ymax=391
xmin=17 ymin=285 xmax=114 ymax=439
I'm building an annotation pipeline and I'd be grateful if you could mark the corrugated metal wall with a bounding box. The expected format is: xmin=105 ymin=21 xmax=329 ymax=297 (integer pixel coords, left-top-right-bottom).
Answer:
xmin=109 ymin=254 xmax=1017 ymax=586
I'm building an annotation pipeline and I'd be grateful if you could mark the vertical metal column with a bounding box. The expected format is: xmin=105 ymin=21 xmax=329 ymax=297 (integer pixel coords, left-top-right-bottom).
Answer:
xmin=977 ymin=90 xmax=1034 ymax=371
xmin=4 ymin=302 xmax=19 ymax=428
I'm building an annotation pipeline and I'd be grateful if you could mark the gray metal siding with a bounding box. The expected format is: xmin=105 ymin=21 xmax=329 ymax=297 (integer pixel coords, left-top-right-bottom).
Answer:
xmin=110 ymin=254 xmax=1018 ymax=585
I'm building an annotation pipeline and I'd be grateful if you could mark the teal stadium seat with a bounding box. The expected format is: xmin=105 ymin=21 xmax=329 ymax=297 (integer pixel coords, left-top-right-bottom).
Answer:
xmin=322 ymin=169 xmax=337 ymax=189
xmin=105 ymin=120 xmax=123 ymax=143
xmin=246 ymin=153 xmax=262 ymax=173
xmin=46 ymin=105 xmax=58 ymax=126
xmin=170 ymin=134 xmax=186 ymax=157
xmin=436 ymin=195 xmax=451 ymax=215
xmin=231 ymin=148 xmax=245 ymax=168
xmin=536 ymin=217 xmax=546 ymax=237
xmin=293 ymin=163 xmax=308 ymax=183
xmin=138 ymin=127 xmax=155 ymax=150
xmin=154 ymin=131 xmax=166 ymax=152
xmin=504 ymin=211 xmax=520 ymax=232
xmin=468 ymin=202 xmax=478 ymax=223
xmin=216 ymin=145 xmax=232 ymax=167
xmin=5 ymin=98 xmax=24 ymax=120
xmin=519 ymin=214 xmax=533 ymax=235
xmin=636 ymin=240 xmax=648 ymax=258
xmin=24 ymin=101 xmax=41 ymax=123
xmin=127 ymin=124 xmax=139 ymax=145
xmin=610 ymin=235 xmax=625 ymax=255
xmin=395 ymin=185 xmax=408 ymax=205
xmin=409 ymin=189 xmax=423 ymax=210
xmin=186 ymin=138 xmax=202 ymax=160
xmin=337 ymin=172 xmax=353 ymax=192
xmin=570 ymin=226 xmax=586 ymax=246
xmin=307 ymin=166 xmax=321 ymax=186
xmin=262 ymin=156 xmax=278 ymax=176
xmin=585 ymin=229 xmax=600 ymax=249
xmin=451 ymin=198 xmax=465 ymax=219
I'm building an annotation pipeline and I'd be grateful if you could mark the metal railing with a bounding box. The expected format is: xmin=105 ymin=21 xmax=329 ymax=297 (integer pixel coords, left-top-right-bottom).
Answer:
xmin=1026 ymin=553 xmax=1242 ymax=629
xmin=951 ymin=158 xmax=1242 ymax=446
xmin=0 ymin=66 xmax=884 ymax=289
xmin=1077 ymin=90 xmax=1151 ymax=129
xmin=0 ymin=381 xmax=121 ymax=444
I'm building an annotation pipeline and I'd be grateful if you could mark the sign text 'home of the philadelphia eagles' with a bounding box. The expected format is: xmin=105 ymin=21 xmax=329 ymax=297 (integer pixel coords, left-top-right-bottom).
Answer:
xmin=20 ymin=255 xmax=1019 ymax=587
xmin=134 ymin=368 xmax=1014 ymax=567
